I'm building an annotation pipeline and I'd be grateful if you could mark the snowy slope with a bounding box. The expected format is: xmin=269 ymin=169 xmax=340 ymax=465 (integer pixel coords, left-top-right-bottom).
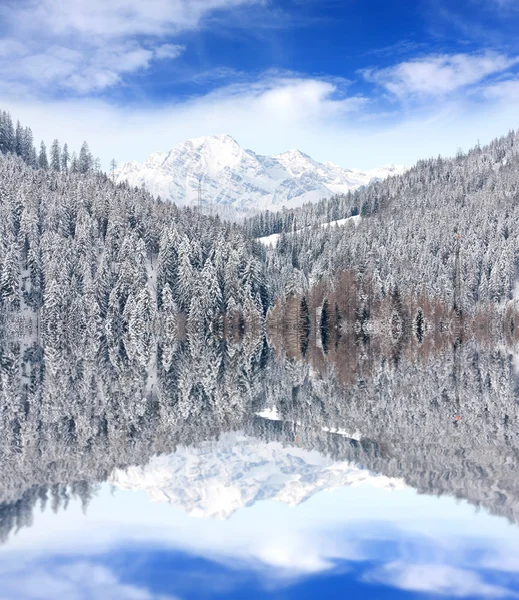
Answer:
xmin=115 ymin=135 xmax=407 ymax=213
xmin=109 ymin=432 xmax=405 ymax=519
xmin=257 ymin=215 xmax=362 ymax=248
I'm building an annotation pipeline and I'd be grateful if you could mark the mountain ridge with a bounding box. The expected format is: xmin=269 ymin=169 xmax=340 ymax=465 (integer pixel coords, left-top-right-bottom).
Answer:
xmin=114 ymin=134 xmax=407 ymax=213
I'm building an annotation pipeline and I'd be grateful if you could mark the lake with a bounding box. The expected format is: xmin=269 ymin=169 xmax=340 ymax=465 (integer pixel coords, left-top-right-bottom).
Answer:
xmin=1 ymin=333 xmax=519 ymax=599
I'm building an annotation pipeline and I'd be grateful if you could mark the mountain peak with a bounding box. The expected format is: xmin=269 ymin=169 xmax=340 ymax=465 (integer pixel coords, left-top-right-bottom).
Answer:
xmin=273 ymin=148 xmax=321 ymax=178
xmin=189 ymin=133 xmax=239 ymax=146
xmin=275 ymin=148 xmax=315 ymax=163
xmin=115 ymin=137 xmax=406 ymax=213
xmin=277 ymin=148 xmax=310 ymax=157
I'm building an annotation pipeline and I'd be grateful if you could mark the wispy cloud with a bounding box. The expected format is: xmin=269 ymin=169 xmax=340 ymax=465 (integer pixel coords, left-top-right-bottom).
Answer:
xmin=364 ymin=562 xmax=517 ymax=598
xmin=0 ymin=0 xmax=262 ymax=94
xmin=0 ymin=560 xmax=179 ymax=600
xmin=0 ymin=72 xmax=367 ymax=166
xmin=9 ymin=0 xmax=263 ymax=38
xmin=480 ymin=77 xmax=519 ymax=102
xmin=0 ymin=41 xmax=181 ymax=94
xmin=363 ymin=51 xmax=518 ymax=98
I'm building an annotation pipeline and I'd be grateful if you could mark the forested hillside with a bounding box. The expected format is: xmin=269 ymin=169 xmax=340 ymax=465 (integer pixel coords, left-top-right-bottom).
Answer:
xmin=2 ymin=107 xmax=519 ymax=354
xmin=247 ymin=131 xmax=519 ymax=311
xmin=0 ymin=111 xmax=267 ymax=363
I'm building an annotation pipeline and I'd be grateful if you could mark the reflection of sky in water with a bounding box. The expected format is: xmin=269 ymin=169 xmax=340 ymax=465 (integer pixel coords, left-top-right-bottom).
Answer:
xmin=1 ymin=339 xmax=519 ymax=599
xmin=2 ymin=480 xmax=519 ymax=599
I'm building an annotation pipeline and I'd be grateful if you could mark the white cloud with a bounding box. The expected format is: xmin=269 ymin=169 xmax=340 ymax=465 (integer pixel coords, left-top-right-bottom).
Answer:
xmin=155 ymin=44 xmax=185 ymax=60
xmin=0 ymin=560 xmax=179 ymax=600
xmin=480 ymin=78 xmax=519 ymax=102
xmin=0 ymin=0 xmax=261 ymax=94
xmin=478 ymin=545 xmax=519 ymax=574
xmin=364 ymin=51 xmax=518 ymax=97
xmin=365 ymin=562 xmax=516 ymax=598
xmin=5 ymin=63 xmax=519 ymax=174
xmin=0 ymin=41 xmax=163 ymax=93
xmin=0 ymin=39 xmax=28 ymax=58
xmin=13 ymin=0 xmax=263 ymax=38
xmin=0 ymin=73 xmax=368 ymax=167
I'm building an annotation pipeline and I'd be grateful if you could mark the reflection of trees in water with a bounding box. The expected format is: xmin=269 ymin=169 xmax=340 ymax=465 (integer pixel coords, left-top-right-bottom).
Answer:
xmin=1 ymin=328 xmax=519 ymax=544
xmin=0 ymin=483 xmax=94 ymax=545
xmin=253 ymin=336 xmax=519 ymax=524
xmin=0 ymin=332 xmax=266 ymax=543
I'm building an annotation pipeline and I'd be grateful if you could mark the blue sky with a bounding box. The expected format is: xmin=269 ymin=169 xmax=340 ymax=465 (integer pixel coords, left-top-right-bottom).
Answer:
xmin=1 ymin=0 xmax=519 ymax=168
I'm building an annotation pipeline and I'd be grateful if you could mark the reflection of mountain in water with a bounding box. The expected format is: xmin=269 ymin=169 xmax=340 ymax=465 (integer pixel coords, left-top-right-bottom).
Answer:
xmin=1 ymin=331 xmax=519 ymax=543
xmin=110 ymin=432 xmax=404 ymax=519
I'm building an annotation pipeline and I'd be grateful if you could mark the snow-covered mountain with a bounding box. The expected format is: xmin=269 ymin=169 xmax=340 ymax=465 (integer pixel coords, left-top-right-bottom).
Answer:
xmin=109 ymin=432 xmax=405 ymax=520
xmin=114 ymin=134 xmax=407 ymax=213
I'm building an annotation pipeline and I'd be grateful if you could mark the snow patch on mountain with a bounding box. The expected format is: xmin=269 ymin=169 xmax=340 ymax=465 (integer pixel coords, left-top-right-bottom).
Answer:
xmin=109 ymin=432 xmax=405 ymax=520
xmin=115 ymin=135 xmax=407 ymax=213
xmin=257 ymin=215 xmax=362 ymax=248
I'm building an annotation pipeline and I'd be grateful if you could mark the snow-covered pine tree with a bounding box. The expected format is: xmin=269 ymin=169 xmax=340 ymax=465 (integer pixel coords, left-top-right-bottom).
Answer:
xmin=38 ymin=141 xmax=48 ymax=170
xmin=50 ymin=140 xmax=61 ymax=172
xmin=78 ymin=142 xmax=92 ymax=174
xmin=61 ymin=143 xmax=69 ymax=172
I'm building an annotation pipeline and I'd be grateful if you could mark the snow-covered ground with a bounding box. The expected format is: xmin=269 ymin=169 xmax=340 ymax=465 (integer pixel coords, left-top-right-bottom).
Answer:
xmin=256 ymin=232 xmax=282 ymax=248
xmin=257 ymin=214 xmax=361 ymax=248
xmin=320 ymin=215 xmax=361 ymax=229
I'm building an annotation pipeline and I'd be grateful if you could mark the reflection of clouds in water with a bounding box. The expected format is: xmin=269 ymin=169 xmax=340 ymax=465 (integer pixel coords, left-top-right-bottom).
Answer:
xmin=0 ymin=484 xmax=365 ymax=581
xmin=2 ymin=484 xmax=519 ymax=597
xmin=483 ymin=556 xmax=519 ymax=574
xmin=0 ymin=560 xmax=179 ymax=600
xmin=364 ymin=562 xmax=516 ymax=598
xmin=2 ymin=545 xmax=519 ymax=599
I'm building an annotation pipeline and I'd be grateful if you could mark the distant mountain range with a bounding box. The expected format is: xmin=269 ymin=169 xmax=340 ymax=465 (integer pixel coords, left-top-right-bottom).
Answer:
xmin=109 ymin=432 xmax=405 ymax=519
xmin=114 ymin=134 xmax=407 ymax=213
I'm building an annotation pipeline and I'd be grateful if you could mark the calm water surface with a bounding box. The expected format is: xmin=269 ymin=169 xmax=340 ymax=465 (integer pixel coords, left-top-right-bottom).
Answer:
xmin=1 ymin=336 xmax=519 ymax=599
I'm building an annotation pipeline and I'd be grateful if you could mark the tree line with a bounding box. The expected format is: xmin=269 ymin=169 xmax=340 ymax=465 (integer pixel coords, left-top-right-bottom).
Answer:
xmin=0 ymin=110 xmax=99 ymax=174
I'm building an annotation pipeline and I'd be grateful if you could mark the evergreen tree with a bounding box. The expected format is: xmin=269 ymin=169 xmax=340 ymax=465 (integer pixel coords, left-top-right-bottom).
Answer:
xmin=0 ymin=245 xmax=20 ymax=307
xmin=50 ymin=139 xmax=61 ymax=172
xmin=300 ymin=295 xmax=311 ymax=355
xmin=78 ymin=142 xmax=92 ymax=174
xmin=61 ymin=143 xmax=69 ymax=172
xmin=23 ymin=128 xmax=36 ymax=167
xmin=0 ymin=112 xmax=14 ymax=154
xmin=14 ymin=121 xmax=23 ymax=156
xmin=110 ymin=158 xmax=117 ymax=181
xmin=320 ymin=299 xmax=330 ymax=351
xmin=38 ymin=141 xmax=49 ymax=170
xmin=70 ymin=151 xmax=78 ymax=173
xmin=176 ymin=240 xmax=195 ymax=312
